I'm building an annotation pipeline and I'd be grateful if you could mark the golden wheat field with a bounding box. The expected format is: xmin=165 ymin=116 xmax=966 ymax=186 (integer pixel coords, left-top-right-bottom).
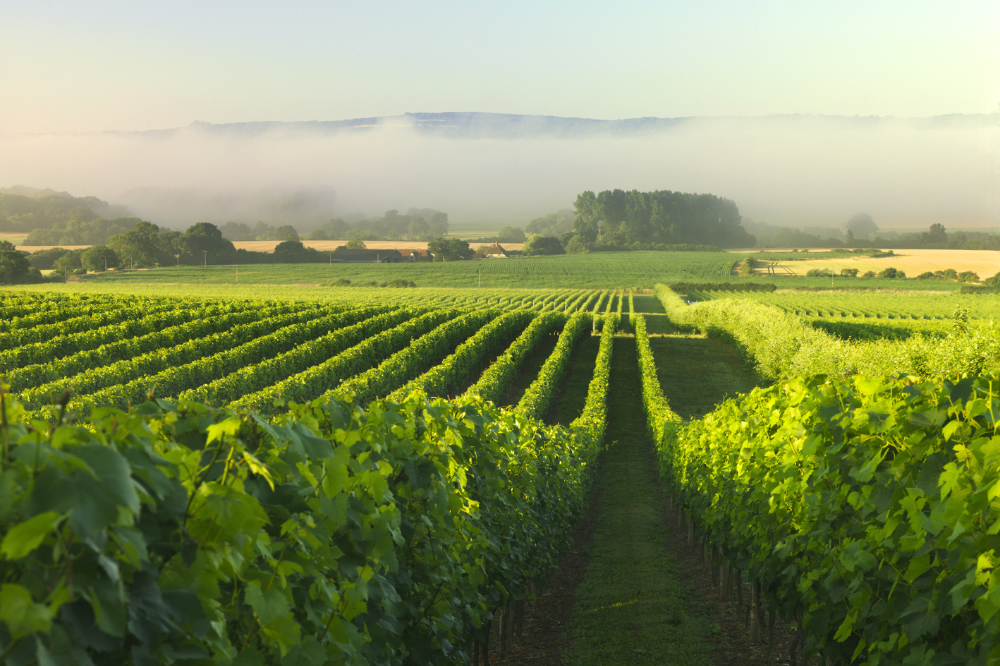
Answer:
xmin=764 ymin=248 xmax=1000 ymax=279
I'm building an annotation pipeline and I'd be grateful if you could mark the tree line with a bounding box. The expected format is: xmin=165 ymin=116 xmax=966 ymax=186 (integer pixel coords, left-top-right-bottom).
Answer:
xmin=569 ymin=189 xmax=754 ymax=249
xmin=220 ymin=208 xmax=450 ymax=242
xmin=21 ymin=221 xmax=485 ymax=278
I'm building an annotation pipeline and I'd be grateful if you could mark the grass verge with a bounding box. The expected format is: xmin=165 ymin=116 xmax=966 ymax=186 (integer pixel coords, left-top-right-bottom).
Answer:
xmin=565 ymin=338 xmax=713 ymax=665
xmin=545 ymin=335 xmax=600 ymax=425
xmin=649 ymin=335 xmax=759 ymax=419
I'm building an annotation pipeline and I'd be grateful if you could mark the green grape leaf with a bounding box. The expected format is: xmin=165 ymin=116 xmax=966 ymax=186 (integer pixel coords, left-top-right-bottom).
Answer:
xmin=245 ymin=581 xmax=290 ymax=626
xmin=0 ymin=584 xmax=52 ymax=639
xmin=1 ymin=511 xmax=63 ymax=560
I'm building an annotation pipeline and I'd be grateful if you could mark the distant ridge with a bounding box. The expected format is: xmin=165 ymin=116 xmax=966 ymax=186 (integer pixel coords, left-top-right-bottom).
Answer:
xmin=101 ymin=112 xmax=998 ymax=140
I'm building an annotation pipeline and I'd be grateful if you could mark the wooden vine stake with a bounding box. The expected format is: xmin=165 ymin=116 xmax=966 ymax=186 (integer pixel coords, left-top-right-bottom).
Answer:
xmin=482 ymin=620 xmax=492 ymax=666
xmin=789 ymin=615 xmax=804 ymax=666
xmin=720 ymin=558 xmax=730 ymax=601
xmin=750 ymin=581 xmax=763 ymax=642
xmin=766 ymin=609 xmax=776 ymax=663
xmin=498 ymin=604 xmax=510 ymax=660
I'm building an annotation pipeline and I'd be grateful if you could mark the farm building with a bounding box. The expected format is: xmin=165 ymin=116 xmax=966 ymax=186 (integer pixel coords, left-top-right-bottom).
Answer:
xmin=398 ymin=249 xmax=431 ymax=262
xmin=473 ymin=243 xmax=509 ymax=259
xmin=329 ymin=248 xmax=404 ymax=263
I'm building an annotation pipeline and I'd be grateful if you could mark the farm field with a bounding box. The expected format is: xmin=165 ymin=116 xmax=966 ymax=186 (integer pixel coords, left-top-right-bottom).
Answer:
xmin=758 ymin=247 xmax=1000 ymax=278
xmin=2 ymin=269 xmax=999 ymax=665
xmin=0 ymin=232 xmax=28 ymax=245
xmin=56 ymin=250 xmax=973 ymax=291
xmin=71 ymin=250 xmax=739 ymax=289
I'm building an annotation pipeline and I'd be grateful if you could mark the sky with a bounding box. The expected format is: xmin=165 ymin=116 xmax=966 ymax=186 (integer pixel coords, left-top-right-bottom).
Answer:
xmin=0 ymin=1 xmax=998 ymax=230
xmin=1 ymin=0 xmax=997 ymax=133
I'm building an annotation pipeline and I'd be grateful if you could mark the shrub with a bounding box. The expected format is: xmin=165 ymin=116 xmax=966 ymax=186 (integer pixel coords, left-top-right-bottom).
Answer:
xmin=916 ymin=271 xmax=935 ymax=279
xmin=958 ymin=270 xmax=979 ymax=283
xmin=861 ymin=270 xmax=876 ymax=278
xmin=805 ymin=268 xmax=832 ymax=277
xmin=876 ymin=267 xmax=904 ymax=278
xmin=839 ymin=268 xmax=858 ymax=277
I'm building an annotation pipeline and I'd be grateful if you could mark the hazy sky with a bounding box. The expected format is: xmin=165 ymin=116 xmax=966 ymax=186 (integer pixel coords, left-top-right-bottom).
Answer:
xmin=2 ymin=0 xmax=997 ymax=133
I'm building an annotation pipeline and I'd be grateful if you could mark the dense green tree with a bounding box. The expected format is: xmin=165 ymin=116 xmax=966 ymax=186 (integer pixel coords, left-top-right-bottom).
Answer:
xmin=108 ymin=220 xmax=171 ymax=267
xmin=180 ymin=222 xmax=236 ymax=265
xmin=564 ymin=235 xmax=587 ymax=254
xmin=81 ymin=245 xmax=119 ymax=272
xmin=573 ymin=189 xmax=751 ymax=248
xmin=27 ymin=247 xmax=72 ymax=269
xmin=428 ymin=237 xmax=473 ymax=261
xmin=345 ymin=239 xmax=367 ymax=250
xmin=52 ymin=251 xmax=84 ymax=274
xmin=523 ymin=235 xmax=566 ymax=256
xmin=0 ymin=240 xmax=36 ymax=283
xmin=272 ymin=237 xmax=326 ymax=263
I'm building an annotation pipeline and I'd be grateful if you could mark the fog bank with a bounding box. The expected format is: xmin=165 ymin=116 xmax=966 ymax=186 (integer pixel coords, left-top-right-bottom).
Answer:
xmin=1 ymin=113 xmax=996 ymax=230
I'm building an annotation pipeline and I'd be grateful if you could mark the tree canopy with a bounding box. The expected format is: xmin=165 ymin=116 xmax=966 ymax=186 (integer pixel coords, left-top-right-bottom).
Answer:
xmin=523 ymin=235 xmax=566 ymax=256
xmin=0 ymin=240 xmax=39 ymax=284
xmin=573 ymin=189 xmax=753 ymax=248
xmin=428 ymin=237 xmax=473 ymax=262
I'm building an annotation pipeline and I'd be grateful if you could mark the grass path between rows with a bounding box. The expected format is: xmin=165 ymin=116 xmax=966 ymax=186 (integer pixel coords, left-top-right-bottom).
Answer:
xmin=564 ymin=337 xmax=714 ymax=665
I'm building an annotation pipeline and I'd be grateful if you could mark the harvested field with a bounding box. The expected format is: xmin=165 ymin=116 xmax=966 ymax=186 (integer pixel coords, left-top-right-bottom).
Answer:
xmin=762 ymin=248 xmax=1000 ymax=279
xmin=18 ymin=244 xmax=92 ymax=253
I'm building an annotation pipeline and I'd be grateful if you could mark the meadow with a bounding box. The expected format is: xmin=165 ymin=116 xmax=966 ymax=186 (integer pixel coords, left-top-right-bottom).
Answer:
xmin=2 ymin=251 xmax=999 ymax=665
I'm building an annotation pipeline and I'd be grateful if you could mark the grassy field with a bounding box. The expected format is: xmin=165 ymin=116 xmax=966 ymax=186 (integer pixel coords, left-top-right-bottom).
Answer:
xmin=6 ymin=248 xmax=983 ymax=293
xmin=72 ymin=251 xmax=738 ymax=289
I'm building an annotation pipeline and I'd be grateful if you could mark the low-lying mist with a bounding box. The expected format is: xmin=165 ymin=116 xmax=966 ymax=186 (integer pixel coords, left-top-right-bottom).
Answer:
xmin=1 ymin=113 xmax=996 ymax=231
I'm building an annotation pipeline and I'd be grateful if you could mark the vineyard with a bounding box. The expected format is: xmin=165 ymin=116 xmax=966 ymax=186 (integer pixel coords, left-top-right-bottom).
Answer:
xmin=1 ymin=274 xmax=1000 ymax=665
